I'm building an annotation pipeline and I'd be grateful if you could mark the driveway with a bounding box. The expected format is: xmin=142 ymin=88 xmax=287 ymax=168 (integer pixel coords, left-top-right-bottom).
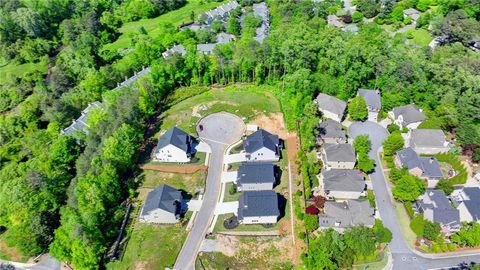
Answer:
xmin=221 ymin=171 xmax=237 ymax=183
xmin=224 ymin=153 xmax=247 ymax=164
xmin=214 ymin=201 xmax=238 ymax=215
xmin=349 ymin=121 xmax=480 ymax=269
xmin=174 ymin=112 xmax=245 ymax=270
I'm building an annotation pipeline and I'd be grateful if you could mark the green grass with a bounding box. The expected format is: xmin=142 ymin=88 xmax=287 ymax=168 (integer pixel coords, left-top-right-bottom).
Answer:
xmin=106 ymin=223 xmax=187 ymax=270
xmin=101 ymin=0 xmax=228 ymax=53
xmin=140 ymin=170 xmax=206 ymax=196
xmin=411 ymin=28 xmax=433 ymax=47
xmin=0 ymin=58 xmax=48 ymax=84
xmin=224 ymin=182 xmax=240 ymax=202
xmin=353 ymin=250 xmax=389 ymax=270
xmin=159 ymin=84 xmax=280 ymax=135
xmin=0 ymin=234 xmax=29 ymax=262
xmin=394 ymin=201 xmax=417 ymax=248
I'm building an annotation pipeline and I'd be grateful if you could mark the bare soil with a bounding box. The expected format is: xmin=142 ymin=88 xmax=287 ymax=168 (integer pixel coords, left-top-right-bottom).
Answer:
xmin=250 ymin=113 xmax=289 ymax=139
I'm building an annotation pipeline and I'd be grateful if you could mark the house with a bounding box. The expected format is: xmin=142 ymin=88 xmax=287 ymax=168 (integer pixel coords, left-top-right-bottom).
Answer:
xmin=314 ymin=93 xmax=347 ymax=122
xmin=317 ymin=120 xmax=347 ymax=144
xmin=407 ymin=129 xmax=450 ymax=154
xmin=162 ymin=44 xmax=187 ymax=59
xmin=395 ymin=147 xmax=444 ymax=188
xmin=244 ymin=129 xmax=282 ymax=161
xmin=253 ymin=2 xmax=270 ymax=43
xmin=415 ymin=189 xmax=461 ymax=233
xmin=61 ymin=101 xmax=103 ymax=135
xmin=318 ymin=200 xmax=375 ymax=230
xmin=403 ymin=8 xmax=420 ymax=22
xmin=197 ymin=43 xmax=216 ymax=55
xmin=237 ymin=190 xmax=280 ymax=224
xmin=327 ymin=15 xmax=344 ymax=28
xmin=319 ymin=169 xmax=365 ymax=200
xmin=216 ymin=32 xmax=234 ymax=44
xmin=201 ymin=0 xmax=240 ymax=24
xmin=139 ymin=185 xmax=183 ymax=224
xmin=321 ymin=143 xmax=356 ymax=170
xmin=357 ymin=89 xmax=381 ymax=122
xmin=451 ymin=187 xmax=480 ymax=223
xmin=236 ymin=162 xmax=277 ymax=191
xmin=389 ymin=104 xmax=426 ymax=129
xmin=154 ymin=127 xmax=194 ymax=163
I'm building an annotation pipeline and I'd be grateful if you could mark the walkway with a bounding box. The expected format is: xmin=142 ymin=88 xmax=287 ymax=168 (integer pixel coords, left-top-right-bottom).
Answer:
xmin=174 ymin=112 xmax=245 ymax=270
xmin=349 ymin=121 xmax=480 ymax=270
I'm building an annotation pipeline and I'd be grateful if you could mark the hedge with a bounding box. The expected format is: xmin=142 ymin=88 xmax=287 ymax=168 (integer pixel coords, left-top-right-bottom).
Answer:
xmin=435 ymin=152 xmax=468 ymax=185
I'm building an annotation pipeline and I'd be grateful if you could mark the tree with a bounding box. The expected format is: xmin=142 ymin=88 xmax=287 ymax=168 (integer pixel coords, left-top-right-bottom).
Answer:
xmin=436 ymin=9 xmax=480 ymax=46
xmin=353 ymin=135 xmax=372 ymax=154
xmin=227 ymin=16 xmax=241 ymax=36
xmin=392 ymin=174 xmax=426 ymax=202
xmin=383 ymin=131 xmax=404 ymax=156
xmin=304 ymin=213 xmax=319 ymax=232
xmin=435 ymin=179 xmax=454 ymax=195
xmin=423 ymin=221 xmax=441 ymax=241
xmin=352 ymin=11 xmax=364 ymax=23
xmin=373 ymin=219 xmax=392 ymax=243
xmin=344 ymin=226 xmax=377 ymax=257
xmin=451 ymin=223 xmax=480 ymax=247
xmin=348 ymin=96 xmax=368 ymax=121
xmin=356 ymin=0 xmax=380 ymax=18
xmin=212 ymin=20 xmax=225 ymax=33
xmin=387 ymin=123 xmax=400 ymax=133
xmin=357 ymin=153 xmax=376 ymax=173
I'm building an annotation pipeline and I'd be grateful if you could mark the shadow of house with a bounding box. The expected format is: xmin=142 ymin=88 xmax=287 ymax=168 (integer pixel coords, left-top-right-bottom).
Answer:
xmin=277 ymin=193 xmax=287 ymax=220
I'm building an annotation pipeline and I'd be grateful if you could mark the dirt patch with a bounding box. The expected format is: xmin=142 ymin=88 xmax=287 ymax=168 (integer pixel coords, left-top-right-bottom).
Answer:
xmin=134 ymin=261 xmax=149 ymax=270
xmin=215 ymin=235 xmax=240 ymax=256
xmin=250 ymin=113 xmax=289 ymax=139
xmin=0 ymin=239 xmax=27 ymax=262
xmin=140 ymin=164 xmax=207 ymax=173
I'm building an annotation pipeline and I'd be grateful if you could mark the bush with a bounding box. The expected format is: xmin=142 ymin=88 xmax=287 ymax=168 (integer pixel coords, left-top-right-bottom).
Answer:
xmin=424 ymin=221 xmax=441 ymax=241
xmin=387 ymin=123 xmax=400 ymax=133
xmin=383 ymin=132 xmax=404 ymax=156
xmin=295 ymin=190 xmax=303 ymax=197
xmin=352 ymin=11 xmax=364 ymax=23
xmin=435 ymin=179 xmax=454 ymax=195
xmin=373 ymin=220 xmax=392 ymax=243
xmin=404 ymin=201 xmax=415 ymax=218
xmin=229 ymin=184 xmax=237 ymax=195
xmin=367 ymin=190 xmax=376 ymax=207
xmin=435 ymin=153 xmax=468 ymax=185
xmin=304 ymin=213 xmax=319 ymax=232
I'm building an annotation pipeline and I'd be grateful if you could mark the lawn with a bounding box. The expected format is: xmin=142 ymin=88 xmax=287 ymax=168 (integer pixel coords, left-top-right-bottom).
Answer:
xmin=0 ymin=58 xmax=48 ymax=84
xmin=353 ymin=249 xmax=389 ymax=270
xmin=0 ymin=234 xmax=29 ymax=262
xmin=101 ymin=0 xmax=228 ymax=53
xmin=224 ymin=182 xmax=240 ymax=202
xmin=159 ymin=84 xmax=280 ymax=135
xmin=106 ymin=223 xmax=187 ymax=270
xmin=140 ymin=169 xmax=206 ymax=196
xmin=394 ymin=201 xmax=417 ymax=248
xmin=411 ymin=28 xmax=433 ymax=47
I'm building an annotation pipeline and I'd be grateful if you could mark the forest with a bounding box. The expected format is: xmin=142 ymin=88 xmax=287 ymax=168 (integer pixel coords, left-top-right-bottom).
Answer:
xmin=0 ymin=0 xmax=479 ymax=269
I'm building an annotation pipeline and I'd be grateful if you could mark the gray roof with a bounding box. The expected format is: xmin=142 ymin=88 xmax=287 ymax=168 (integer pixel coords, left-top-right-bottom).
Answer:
xmin=315 ymin=93 xmax=347 ymax=117
xmin=162 ymin=44 xmax=187 ymax=58
xmin=419 ymin=189 xmax=460 ymax=226
xmin=216 ymin=32 xmax=234 ymax=44
xmin=410 ymin=129 xmax=447 ymax=149
xmin=204 ymin=1 xmax=239 ymax=19
xmin=327 ymin=15 xmax=344 ymax=28
xmin=397 ymin=148 xmax=443 ymax=179
xmin=237 ymin=190 xmax=280 ymax=219
xmin=197 ymin=43 xmax=216 ymax=54
xmin=324 ymin=143 xmax=356 ymax=163
xmin=61 ymin=101 xmax=103 ymax=135
xmin=322 ymin=169 xmax=365 ymax=192
xmin=319 ymin=200 xmax=375 ymax=228
xmin=318 ymin=120 xmax=346 ymax=141
xmin=156 ymin=127 xmax=192 ymax=153
xmin=358 ymin=89 xmax=381 ymax=111
xmin=244 ymin=129 xmax=279 ymax=154
xmin=142 ymin=184 xmax=182 ymax=215
xmin=392 ymin=104 xmax=426 ymax=125
xmin=404 ymin=8 xmax=420 ymax=15
xmin=237 ymin=162 xmax=275 ymax=185
xmin=253 ymin=2 xmax=269 ymax=43
xmin=461 ymin=187 xmax=480 ymax=221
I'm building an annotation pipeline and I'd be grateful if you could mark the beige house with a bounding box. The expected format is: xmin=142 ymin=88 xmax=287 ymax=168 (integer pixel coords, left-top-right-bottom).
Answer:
xmin=321 ymin=143 xmax=356 ymax=170
xmin=318 ymin=169 xmax=365 ymax=200
xmin=389 ymin=104 xmax=426 ymax=130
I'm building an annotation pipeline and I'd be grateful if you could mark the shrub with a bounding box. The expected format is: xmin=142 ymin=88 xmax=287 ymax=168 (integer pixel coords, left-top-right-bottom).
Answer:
xmin=295 ymin=190 xmax=303 ymax=197
xmin=424 ymin=221 xmax=441 ymax=241
xmin=404 ymin=201 xmax=415 ymax=218
xmin=228 ymin=184 xmax=237 ymax=195
xmin=367 ymin=190 xmax=376 ymax=207
xmin=383 ymin=131 xmax=404 ymax=156
xmin=410 ymin=215 xmax=426 ymax=237
xmin=304 ymin=213 xmax=319 ymax=232
xmin=352 ymin=11 xmax=364 ymax=23
xmin=435 ymin=179 xmax=454 ymax=195
xmin=387 ymin=123 xmax=400 ymax=133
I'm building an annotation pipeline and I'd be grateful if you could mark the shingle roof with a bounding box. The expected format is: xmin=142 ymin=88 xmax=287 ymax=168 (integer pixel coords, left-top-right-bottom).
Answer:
xmin=61 ymin=101 xmax=103 ymax=135
xmin=322 ymin=169 xmax=365 ymax=192
xmin=420 ymin=189 xmax=460 ymax=226
xmin=397 ymin=147 xmax=443 ymax=179
xmin=253 ymin=2 xmax=269 ymax=43
xmin=244 ymin=129 xmax=279 ymax=154
xmin=237 ymin=190 xmax=280 ymax=219
xmin=410 ymin=129 xmax=447 ymax=149
xmin=315 ymin=93 xmax=347 ymax=116
xmin=404 ymin=8 xmax=420 ymax=15
xmin=204 ymin=1 xmax=239 ymax=19
xmin=358 ymin=89 xmax=381 ymax=111
xmin=162 ymin=44 xmax=187 ymax=58
xmin=318 ymin=120 xmax=346 ymax=141
xmin=461 ymin=187 xmax=480 ymax=221
xmin=216 ymin=32 xmax=234 ymax=44
xmin=156 ymin=127 xmax=192 ymax=153
xmin=324 ymin=143 xmax=356 ymax=163
xmin=392 ymin=104 xmax=426 ymax=125
xmin=142 ymin=184 xmax=182 ymax=215
xmin=197 ymin=43 xmax=216 ymax=54
xmin=319 ymin=200 xmax=375 ymax=228
xmin=237 ymin=162 xmax=276 ymax=185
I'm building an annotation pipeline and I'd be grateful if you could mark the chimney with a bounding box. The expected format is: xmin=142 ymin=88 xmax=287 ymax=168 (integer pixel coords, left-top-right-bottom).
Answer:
xmin=375 ymin=90 xmax=380 ymax=95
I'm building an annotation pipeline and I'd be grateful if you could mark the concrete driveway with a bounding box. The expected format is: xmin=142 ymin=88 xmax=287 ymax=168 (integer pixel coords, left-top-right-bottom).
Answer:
xmin=349 ymin=121 xmax=480 ymax=270
xmin=174 ymin=112 xmax=245 ymax=270
xmin=214 ymin=201 xmax=238 ymax=215
xmin=221 ymin=171 xmax=237 ymax=183
xmin=224 ymin=153 xmax=247 ymax=164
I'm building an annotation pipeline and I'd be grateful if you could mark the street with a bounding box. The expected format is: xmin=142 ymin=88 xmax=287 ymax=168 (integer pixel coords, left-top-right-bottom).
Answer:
xmin=349 ymin=121 xmax=480 ymax=270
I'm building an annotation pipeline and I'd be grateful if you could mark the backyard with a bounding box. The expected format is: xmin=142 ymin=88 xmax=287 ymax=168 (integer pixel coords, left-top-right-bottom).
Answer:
xmin=101 ymin=0 xmax=228 ymax=53
xmin=139 ymin=169 xmax=206 ymax=196
xmin=0 ymin=57 xmax=48 ymax=84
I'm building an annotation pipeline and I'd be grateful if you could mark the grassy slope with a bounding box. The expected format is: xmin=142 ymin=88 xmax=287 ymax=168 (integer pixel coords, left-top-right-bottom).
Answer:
xmin=411 ymin=28 xmax=432 ymax=47
xmin=0 ymin=58 xmax=48 ymax=84
xmin=101 ymin=0 xmax=228 ymax=53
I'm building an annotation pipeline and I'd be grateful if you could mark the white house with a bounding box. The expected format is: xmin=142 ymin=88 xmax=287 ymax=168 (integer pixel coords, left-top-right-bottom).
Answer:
xmin=407 ymin=129 xmax=450 ymax=154
xmin=321 ymin=143 xmax=356 ymax=170
xmin=236 ymin=162 xmax=277 ymax=191
xmin=319 ymin=169 xmax=365 ymax=200
xmin=357 ymin=89 xmax=381 ymax=122
xmin=237 ymin=190 xmax=280 ymax=224
xmin=244 ymin=129 xmax=282 ymax=161
xmin=139 ymin=185 xmax=183 ymax=224
xmin=162 ymin=44 xmax=187 ymax=59
xmin=314 ymin=93 xmax=347 ymax=122
xmin=389 ymin=104 xmax=426 ymax=129
xmin=61 ymin=101 xmax=103 ymax=135
xmin=451 ymin=187 xmax=480 ymax=223
xmin=154 ymin=127 xmax=194 ymax=162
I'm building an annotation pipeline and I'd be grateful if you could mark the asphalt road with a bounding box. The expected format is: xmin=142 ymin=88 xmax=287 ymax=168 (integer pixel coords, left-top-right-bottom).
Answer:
xmin=349 ymin=121 xmax=480 ymax=270
xmin=174 ymin=112 xmax=245 ymax=270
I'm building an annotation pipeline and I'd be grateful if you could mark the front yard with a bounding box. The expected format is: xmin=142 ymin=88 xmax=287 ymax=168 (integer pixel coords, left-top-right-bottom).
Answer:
xmin=139 ymin=170 xmax=206 ymax=196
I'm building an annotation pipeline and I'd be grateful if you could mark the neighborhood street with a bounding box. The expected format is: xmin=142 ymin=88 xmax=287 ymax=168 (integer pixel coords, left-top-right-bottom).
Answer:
xmin=349 ymin=121 xmax=480 ymax=270
xmin=174 ymin=112 xmax=245 ymax=270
